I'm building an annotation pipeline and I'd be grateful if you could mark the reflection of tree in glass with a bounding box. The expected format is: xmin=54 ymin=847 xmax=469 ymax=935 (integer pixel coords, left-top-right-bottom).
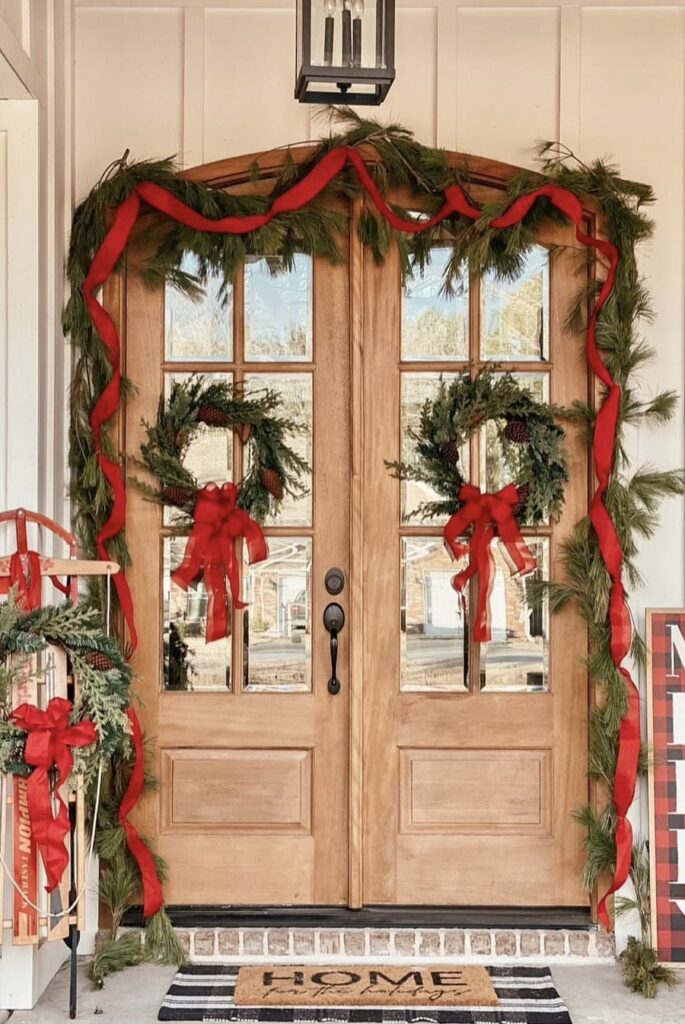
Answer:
xmin=404 ymin=307 xmax=467 ymax=359
xmin=245 ymin=255 xmax=312 ymax=360
xmin=483 ymin=248 xmax=548 ymax=360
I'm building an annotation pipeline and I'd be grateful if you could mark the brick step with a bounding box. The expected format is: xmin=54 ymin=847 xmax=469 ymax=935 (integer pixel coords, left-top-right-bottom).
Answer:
xmin=174 ymin=926 xmax=615 ymax=964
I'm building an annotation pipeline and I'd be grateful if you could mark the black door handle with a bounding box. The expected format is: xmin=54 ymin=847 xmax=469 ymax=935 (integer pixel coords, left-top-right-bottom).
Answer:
xmin=323 ymin=602 xmax=345 ymax=695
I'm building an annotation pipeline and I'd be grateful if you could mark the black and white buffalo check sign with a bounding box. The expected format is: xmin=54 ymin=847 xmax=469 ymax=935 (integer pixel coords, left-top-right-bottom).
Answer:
xmin=648 ymin=609 xmax=685 ymax=964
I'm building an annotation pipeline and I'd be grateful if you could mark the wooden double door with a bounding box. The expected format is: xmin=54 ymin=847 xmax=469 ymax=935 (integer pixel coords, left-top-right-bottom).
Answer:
xmin=124 ymin=156 xmax=589 ymax=910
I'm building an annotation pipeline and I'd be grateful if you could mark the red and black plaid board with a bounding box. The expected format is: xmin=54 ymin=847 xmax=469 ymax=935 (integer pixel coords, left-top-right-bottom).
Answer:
xmin=647 ymin=610 xmax=685 ymax=964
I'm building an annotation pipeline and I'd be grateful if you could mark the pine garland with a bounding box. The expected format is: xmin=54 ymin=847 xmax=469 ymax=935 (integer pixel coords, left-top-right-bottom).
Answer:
xmin=64 ymin=111 xmax=684 ymax=990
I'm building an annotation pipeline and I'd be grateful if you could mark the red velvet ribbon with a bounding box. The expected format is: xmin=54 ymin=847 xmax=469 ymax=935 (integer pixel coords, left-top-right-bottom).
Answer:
xmin=118 ymin=707 xmax=164 ymax=919
xmin=83 ymin=147 xmax=635 ymax=927
xmin=171 ymin=483 xmax=268 ymax=643
xmin=444 ymin=484 xmax=537 ymax=643
xmin=10 ymin=697 xmax=97 ymax=891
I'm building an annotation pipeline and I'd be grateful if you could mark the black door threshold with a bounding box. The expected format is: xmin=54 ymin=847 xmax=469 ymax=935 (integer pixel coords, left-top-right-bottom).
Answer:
xmin=122 ymin=904 xmax=592 ymax=930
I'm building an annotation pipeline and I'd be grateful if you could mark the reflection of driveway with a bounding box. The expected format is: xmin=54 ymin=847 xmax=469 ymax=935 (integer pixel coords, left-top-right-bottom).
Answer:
xmin=406 ymin=637 xmax=542 ymax=666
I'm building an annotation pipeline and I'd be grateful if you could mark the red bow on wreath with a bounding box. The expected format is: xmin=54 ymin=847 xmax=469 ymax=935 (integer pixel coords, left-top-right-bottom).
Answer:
xmin=10 ymin=697 xmax=98 ymax=892
xmin=172 ymin=482 xmax=268 ymax=642
xmin=444 ymin=483 xmax=537 ymax=643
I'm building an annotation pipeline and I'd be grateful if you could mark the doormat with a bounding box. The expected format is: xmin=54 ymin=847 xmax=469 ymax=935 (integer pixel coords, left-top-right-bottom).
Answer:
xmin=234 ymin=964 xmax=497 ymax=1006
xmin=157 ymin=964 xmax=572 ymax=1022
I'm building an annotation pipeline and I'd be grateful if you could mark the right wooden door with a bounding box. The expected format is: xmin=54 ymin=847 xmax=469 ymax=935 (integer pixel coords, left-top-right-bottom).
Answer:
xmin=362 ymin=214 xmax=590 ymax=906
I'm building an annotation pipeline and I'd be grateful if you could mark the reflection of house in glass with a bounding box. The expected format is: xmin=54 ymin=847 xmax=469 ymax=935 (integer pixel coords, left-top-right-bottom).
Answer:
xmin=401 ymin=537 xmax=549 ymax=693
xmin=244 ymin=539 xmax=312 ymax=692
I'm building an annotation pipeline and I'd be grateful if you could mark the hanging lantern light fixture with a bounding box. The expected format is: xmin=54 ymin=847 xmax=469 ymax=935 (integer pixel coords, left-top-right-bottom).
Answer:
xmin=295 ymin=0 xmax=395 ymax=105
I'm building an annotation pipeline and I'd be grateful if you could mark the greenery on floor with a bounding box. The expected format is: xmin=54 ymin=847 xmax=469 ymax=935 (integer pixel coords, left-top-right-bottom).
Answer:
xmin=64 ymin=109 xmax=682 ymax=992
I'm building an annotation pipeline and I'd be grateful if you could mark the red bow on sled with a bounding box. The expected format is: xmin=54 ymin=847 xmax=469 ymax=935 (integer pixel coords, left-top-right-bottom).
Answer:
xmin=10 ymin=697 xmax=97 ymax=892
xmin=172 ymin=482 xmax=268 ymax=642
xmin=444 ymin=483 xmax=537 ymax=643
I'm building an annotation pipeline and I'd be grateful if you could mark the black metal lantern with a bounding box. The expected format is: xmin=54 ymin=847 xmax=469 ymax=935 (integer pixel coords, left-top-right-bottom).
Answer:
xmin=295 ymin=0 xmax=395 ymax=105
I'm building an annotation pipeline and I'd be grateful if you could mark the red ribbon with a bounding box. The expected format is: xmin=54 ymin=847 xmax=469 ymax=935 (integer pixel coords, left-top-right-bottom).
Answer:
xmin=82 ymin=147 xmax=636 ymax=928
xmin=171 ymin=483 xmax=268 ymax=643
xmin=118 ymin=707 xmax=164 ymax=919
xmin=444 ymin=484 xmax=537 ymax=643
xmin=9 ymin=697 xmax=97 ymax=891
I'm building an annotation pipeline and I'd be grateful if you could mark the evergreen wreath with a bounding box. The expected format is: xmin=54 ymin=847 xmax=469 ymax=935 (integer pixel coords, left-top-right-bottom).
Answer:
xmin=0 ymin=598 xmax=132 ymax=782
xmin=64 ymin=110 xmax=685 ymax=994
xmin=387 ymin=369 xmax=568 ymax=524
xmin=136 ymin=375 xmax=309 ymax=522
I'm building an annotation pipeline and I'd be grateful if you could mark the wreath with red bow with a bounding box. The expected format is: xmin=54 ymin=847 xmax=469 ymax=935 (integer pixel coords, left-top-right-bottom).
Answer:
xmin=388 ymin=369 xmax=568 ymax=641
xmin=136 ymin=375 xmax=309 ymax=642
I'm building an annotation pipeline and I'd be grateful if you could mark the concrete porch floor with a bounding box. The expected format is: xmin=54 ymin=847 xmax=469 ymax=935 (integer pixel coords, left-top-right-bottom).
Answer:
xmin=7 ymin=960 xmax=683 ymax=1024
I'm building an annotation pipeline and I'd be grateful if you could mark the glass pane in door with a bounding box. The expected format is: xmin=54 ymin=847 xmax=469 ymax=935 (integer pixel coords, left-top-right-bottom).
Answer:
xmin=401 ymin=537 xmax=468 ymax=691
xmin=402 ymin=247 xmax=469 ymax=361
xmin=245 ymin=255 xmax=313 ymax=361
xmin=165 ymin=253 xmax=233 ymax=361
xmin=243 ymin=537 xmax=312 ymax=692
xmin=481 ymin=245 xmax=549 ymax=361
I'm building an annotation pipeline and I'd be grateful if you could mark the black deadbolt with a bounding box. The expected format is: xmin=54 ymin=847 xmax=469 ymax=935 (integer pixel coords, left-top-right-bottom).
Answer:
xmin=324 ymin=567 xmax=345 ymax=595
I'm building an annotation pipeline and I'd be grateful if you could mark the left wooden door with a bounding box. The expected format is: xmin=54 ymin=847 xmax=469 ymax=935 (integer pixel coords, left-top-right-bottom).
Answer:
xmin=122 ymin=240 xmax=350 ymax=905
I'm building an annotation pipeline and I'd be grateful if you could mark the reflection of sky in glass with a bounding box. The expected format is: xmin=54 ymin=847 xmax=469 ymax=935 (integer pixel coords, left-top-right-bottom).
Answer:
xmin=403 ymin=247 xmax=468 ymax=361
xmin=481 ymin=246 xmax=549 ymax=361
xmin=245 ymin=255 xmax=312 ymax=362
xmin=165 ymin=253 xmax=232 ymax=361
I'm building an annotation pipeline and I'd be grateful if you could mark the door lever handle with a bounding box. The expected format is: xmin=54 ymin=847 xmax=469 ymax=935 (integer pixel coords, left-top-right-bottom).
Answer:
xmin=323 ymin=602 xmax=345 ymax=695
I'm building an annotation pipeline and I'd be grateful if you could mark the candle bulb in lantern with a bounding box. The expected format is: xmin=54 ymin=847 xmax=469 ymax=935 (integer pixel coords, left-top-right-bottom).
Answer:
xmin=342 ymin=0 xmax=352 ymax=66
xmin=352 ymin=0 xmax=363 ymax=67
xmin=375 ymin=0 xmax=385 ymax=66
xmin=323 ymin=0 xmax=336 ymax=66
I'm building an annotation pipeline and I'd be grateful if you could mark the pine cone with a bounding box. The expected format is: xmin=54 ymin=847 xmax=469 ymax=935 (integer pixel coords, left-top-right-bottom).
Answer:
xmin=512 ymin=484 xmax=530 ymax=518
xmin=198 ymin=404 xmax=230 ymax=427
xmin=261 ymin=467 xmax=284 ymax=500
xmin=503 ymin=417 xmax=530 ymax=444
xmin=236 ymin=422 xmax=253 ymax=445
xmin=84 ymin=650 xmax=116 ymax=672
xmin=161 ymin=485 xmax=194 ymax=508
xmin=439 ymin=440 xmax=460 ymax=466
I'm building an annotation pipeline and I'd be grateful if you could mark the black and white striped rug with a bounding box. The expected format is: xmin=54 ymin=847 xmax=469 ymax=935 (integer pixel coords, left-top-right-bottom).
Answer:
xmin=158 ymin=965 xmax=572 ymax=1022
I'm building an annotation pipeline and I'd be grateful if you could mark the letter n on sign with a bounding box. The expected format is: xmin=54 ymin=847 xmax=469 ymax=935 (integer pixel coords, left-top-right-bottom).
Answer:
xmin=647 ymin=609 xmax=685 ymax=965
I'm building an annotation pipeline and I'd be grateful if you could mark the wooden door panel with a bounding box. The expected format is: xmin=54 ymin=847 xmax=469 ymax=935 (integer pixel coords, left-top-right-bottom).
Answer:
xmin=362 ymin=215 xmax=590 ymax=907
xmin=399 ymin=747 xmax=552 ymax=835
xmin=124 ymin=224 xmax=351 ymax=906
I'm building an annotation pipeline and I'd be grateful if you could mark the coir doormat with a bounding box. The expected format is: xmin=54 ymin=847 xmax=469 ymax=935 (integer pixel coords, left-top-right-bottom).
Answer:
xmin=235 ymin=964 xmax=497 ymax=1006
xmin=158 ymin=964 xmax=573 ymax=1022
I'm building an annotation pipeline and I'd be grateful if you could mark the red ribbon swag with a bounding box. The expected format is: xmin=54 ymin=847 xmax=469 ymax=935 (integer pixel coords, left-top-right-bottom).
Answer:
xmin=10 ymin=697 xmax=97 ymax=892
xmin=84 ymin=145 xmax=636 ymax=928
xmin=172 ymin=483 xmax=268 ymax=643
xmin=444 ymin=485 xmax=537 ymax=643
